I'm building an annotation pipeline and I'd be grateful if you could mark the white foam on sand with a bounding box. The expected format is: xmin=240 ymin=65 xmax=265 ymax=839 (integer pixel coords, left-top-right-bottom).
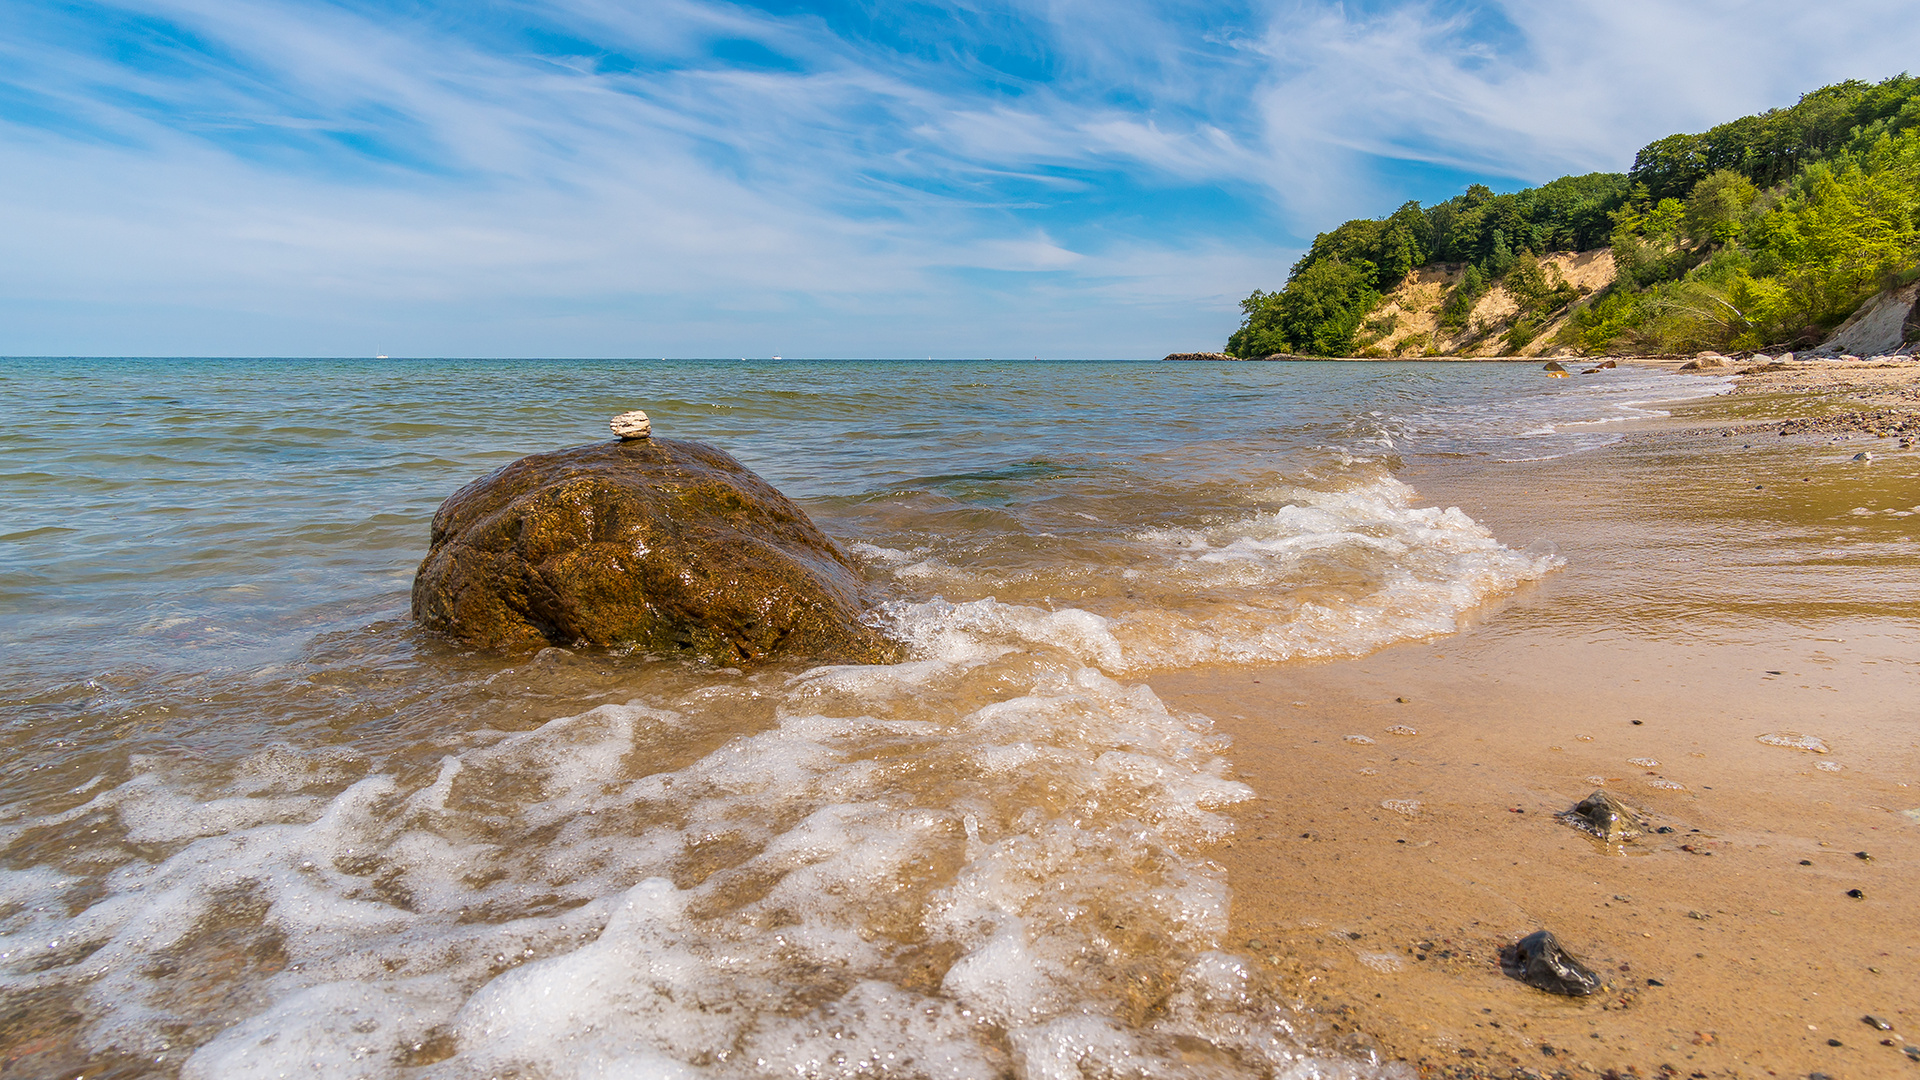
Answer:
xmin=879 ymin=475 xmax=1558 ymax=672
xmin=0 ymin=474 xmax=1539 ymax=1078
xmin=0 ymin=622 xmax=1408 ymax=1079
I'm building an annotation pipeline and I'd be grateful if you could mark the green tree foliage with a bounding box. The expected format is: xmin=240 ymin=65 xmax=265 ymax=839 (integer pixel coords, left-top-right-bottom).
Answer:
xmin=1682 ymin=169 xmax=1762 ymax=245
xmin=1226 ymin=259 xmax=1381 ymax=357
xmin=1437 ymin=265 xmax=1486 ymax=330
xmin=1570 ymin=123 xmax=1920 ymax=353
xmin=1629 ymin=74 xmax=1920 ymax=198
xmin=1229 ymin=73 xmax=1920 ymax=357
xmin=1226 ymin=174 xmax=1632 ymax=355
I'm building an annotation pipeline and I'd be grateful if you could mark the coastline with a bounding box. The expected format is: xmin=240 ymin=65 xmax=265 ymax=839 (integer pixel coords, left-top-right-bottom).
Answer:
xmin=1148 ymin=359 xmax=1920 ymax=1077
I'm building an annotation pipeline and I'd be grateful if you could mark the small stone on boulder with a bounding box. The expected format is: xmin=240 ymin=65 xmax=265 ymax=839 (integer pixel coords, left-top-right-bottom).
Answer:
xmin=411 ymin=438 xmax=900 ymax=665
xmin=610 ymin=410 xmax=652 ymax=440
xmin=1505 ymin=930 xmax=1604 ymax=996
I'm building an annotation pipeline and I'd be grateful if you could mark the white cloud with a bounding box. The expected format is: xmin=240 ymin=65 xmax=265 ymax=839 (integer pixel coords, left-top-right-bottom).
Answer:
xmin=1 ymin=0 xmax=1916 ymax=356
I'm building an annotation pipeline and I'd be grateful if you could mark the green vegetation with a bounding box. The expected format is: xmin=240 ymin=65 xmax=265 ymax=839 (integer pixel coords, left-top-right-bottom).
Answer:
xmin=1229 ymin=74 xmax=1920 ymax=357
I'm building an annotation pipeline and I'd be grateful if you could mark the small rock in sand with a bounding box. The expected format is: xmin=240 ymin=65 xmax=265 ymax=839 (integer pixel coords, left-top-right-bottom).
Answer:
xmin=1505 ymin=930 xmax=1603 ymax=996
xmin=1559 ymin=790 xmax=1643 ymax=842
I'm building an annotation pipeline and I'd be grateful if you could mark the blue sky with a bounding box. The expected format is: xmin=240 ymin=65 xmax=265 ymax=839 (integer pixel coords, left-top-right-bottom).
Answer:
xmin=3 ymin=1 xmax=1917 ymax=358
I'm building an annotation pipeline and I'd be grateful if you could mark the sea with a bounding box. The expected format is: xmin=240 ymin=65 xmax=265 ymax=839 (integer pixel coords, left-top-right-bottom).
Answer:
xmin=0 ymin=358 xmax=1729 ymax=1079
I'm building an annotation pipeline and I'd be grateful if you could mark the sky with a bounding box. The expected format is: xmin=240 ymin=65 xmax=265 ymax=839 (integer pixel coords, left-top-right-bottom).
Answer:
xmin=2 ymin=1 xmax=1917 ymax=358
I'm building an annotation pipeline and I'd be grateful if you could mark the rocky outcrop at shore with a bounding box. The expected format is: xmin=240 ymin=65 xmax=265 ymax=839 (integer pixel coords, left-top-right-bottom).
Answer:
xmin=411 ymin=437 xmax=900 ymax=665
xmin=1816 ymin=281 xmax=1920 ymax=356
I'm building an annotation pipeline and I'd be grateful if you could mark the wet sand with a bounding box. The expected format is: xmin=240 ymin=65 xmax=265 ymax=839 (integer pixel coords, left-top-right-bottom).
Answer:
xmin=1153 ymin=368 xmax=1920 ymax=1078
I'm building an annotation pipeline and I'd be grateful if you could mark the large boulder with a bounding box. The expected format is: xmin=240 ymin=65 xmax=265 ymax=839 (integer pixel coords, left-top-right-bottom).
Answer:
xmin=411 ymin=438 xmax=900 ymax=665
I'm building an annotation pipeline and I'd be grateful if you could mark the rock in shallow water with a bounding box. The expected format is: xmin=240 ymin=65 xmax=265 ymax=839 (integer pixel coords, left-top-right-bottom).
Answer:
xmin=411 ymin=438 xmax=900 ymax=664
xmin=1506 ymin=930 xmax=1603 ymax=996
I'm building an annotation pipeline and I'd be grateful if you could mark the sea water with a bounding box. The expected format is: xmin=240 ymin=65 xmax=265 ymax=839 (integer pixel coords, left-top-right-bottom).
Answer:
xmin=0 ymin=358 xmax=1727 ymax=1078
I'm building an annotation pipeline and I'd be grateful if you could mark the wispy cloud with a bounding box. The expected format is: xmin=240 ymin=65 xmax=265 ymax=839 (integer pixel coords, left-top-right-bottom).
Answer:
xmin=0 ymin=0 xmax=1915 ymax=356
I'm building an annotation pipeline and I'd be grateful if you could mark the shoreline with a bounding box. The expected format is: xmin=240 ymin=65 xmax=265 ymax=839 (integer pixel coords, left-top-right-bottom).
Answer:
xmin=1146 ymin=358 xmax=1920 ymax=1077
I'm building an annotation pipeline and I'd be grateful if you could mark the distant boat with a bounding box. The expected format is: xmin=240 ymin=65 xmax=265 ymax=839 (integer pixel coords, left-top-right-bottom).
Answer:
xmin=375 ymin=354 xmax=389 ymax=359
xmin=772 ymin=356 xmax=781 ymax=360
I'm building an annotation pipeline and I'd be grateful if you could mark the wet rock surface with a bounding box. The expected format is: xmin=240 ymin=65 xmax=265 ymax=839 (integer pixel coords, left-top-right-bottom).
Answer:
xmin=1558 ymin=790 xmax=1643 ymax=842
xmin=1505 ymin=930 xmax=1604 ymax=996
xmin=411 ymin=438 xmax=900 ymax=664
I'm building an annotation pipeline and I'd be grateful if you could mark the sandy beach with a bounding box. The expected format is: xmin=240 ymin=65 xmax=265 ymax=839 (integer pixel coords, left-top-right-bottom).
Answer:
xmin=1152 ymin=357 xmax=1920 ymax=1078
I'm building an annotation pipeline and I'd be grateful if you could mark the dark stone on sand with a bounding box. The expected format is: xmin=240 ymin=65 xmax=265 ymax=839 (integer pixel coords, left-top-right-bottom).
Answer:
xmin=1865 ymin=1015 xmax=1893 ymax=1031
xmin=411 ymin=438 xmax=901 ymax=665
xmin=1504 ymin=930 xmax=1603 ymax=996
xmin=1847 ymin=888 xmax=1865 ymax=899
xmin=1559 ymin=790 xmax=1643 ymax=842
xmin=1541 ymin=361 xmax=1567 ymax=372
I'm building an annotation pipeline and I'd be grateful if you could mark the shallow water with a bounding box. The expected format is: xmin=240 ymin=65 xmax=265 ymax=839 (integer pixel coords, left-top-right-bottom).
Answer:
xmin=0 ymin=358 xmax=1728 ymax=1078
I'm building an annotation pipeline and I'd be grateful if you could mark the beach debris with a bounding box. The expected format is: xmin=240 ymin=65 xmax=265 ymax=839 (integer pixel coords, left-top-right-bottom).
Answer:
xmin=1504 ymin=930 xmax=1603 ymax=996
xmin=1757 ymin=731 xmax=1830 ymax=753
xmin=610 ymin=410 xmax=652 ymax=440
xmin=1380 ymin=798 xmax=1422 ymax=816
xmin=1343 ymin=734 xmax=1376 ymax=745
xmin=1559 ymin=790 xmax=1643 ymax=842
xmin=1385 ymin=724 xmax=1417 ymax=736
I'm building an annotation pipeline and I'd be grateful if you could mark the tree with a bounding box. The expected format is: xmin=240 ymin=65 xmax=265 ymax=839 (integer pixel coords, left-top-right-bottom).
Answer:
xmin=1227 ymin=259 xmax=1381 ymax=357
xmin=1503 ymin=251 xmax=1549 ymax=310
xmin=1684 ymin=169 xmax=1760 ymax=246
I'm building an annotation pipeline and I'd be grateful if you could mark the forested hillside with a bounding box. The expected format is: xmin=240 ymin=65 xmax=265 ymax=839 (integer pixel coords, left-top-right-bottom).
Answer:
xmin=1228 ymin=75 xmax=1920 ymax=357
